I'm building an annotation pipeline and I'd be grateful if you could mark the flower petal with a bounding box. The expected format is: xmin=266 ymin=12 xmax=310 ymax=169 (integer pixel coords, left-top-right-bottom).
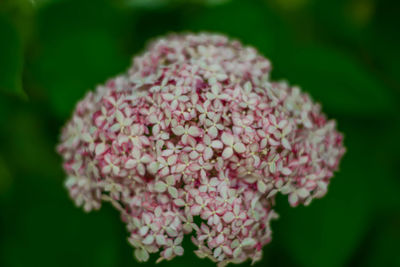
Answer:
xmin=168 ymin=186 xmax=178 ymax=198
xmin=188 ymin=126 xmax=200 ymax=136
xmin=155 ymin=181 xmax=167 ymax=192
xmin=223 ymin=212 xmax=234 ymax=223
xmin=221 ymin=132 xmax=234 ymax=146
xmin=222 ymin=147 xmax=233 ymax=159
xmin=172 ymin=126 xmax=185 ymax=136
xmin=234 ymin=142 xmax=246 ymax=153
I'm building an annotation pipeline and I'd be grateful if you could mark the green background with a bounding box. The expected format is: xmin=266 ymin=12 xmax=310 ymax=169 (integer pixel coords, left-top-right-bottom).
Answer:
xmin=0 ymin=0 xmax=399 ymax=266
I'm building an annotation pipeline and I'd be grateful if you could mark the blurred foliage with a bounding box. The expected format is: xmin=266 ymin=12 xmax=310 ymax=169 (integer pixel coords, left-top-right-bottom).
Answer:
xmin=124 ymin=0 xmax=230 ymax=8
xmin=272 ymin=44 xmax=395 ymax=116
xmin=0 ymin=0 xmax=399 ymax=267
xmin=0 ymin=16 xmax=25 ymax=98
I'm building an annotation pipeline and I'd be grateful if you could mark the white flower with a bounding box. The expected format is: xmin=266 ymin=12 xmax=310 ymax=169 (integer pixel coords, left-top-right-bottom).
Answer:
xmin=221 ymin=132 xmax=246 ymax=159
xmin=154 ymin=175 xmax=179 ymax=198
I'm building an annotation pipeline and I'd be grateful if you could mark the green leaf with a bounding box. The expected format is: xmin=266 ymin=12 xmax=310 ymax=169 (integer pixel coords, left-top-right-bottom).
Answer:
xmin=123 ymin=0 xmax=230 ymax=8
xmin=367 ymin=0 xmax=400 ymax=90
xmin=32 ymin=0 xmax=130 ymax=118
xmin=363 ymin=215 xmax=400 ymax=267
xmin=0 ymin=16 xmax=26 ymax=98
xmin=0 ymin=174 xmax=122 ymax=267
xmin=272 ymin=45 xmax=396 ymax=116
xmin=185 ymin=0 xmax=287 ymax=57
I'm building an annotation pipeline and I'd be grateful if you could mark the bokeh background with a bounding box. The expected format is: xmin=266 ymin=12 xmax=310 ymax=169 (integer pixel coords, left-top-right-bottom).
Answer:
xmin=0 ymin=0 xmax=399 ymax=266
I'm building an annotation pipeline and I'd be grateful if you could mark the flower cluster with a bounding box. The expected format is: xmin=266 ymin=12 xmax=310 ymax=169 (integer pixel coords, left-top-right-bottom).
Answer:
xmin=58 ymin=33 xmax=345 ymax=266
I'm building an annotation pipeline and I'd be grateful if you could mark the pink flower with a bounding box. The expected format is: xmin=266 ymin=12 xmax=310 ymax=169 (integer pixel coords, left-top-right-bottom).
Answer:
xmin=58 ymin=33 xmax=345 ymax=266
xmin=172 ymin=124 xmax=201 ymax=144
xmin=154 ymin=175 xmax=179 ymax=198
xmin=196 ymin=100 xmax=214 ymax=125
xmin=202 ymin=135 xmax=223 ymax=160
xmin=162 ymin=87 xmax=189 ymax=110
xmin=191 ymin=195 xmax=210 ymax=216
xmin=102 ymin=154 xmax=120 ymax=176
xmin=222 ymin=204 xmax=246 ymax=223
xmin=204 ymin=113 xmax=224 ymax=138
xmin=125 ymin=149 xmax=152 ymax=176
xmin=182 ymin=138 xmax=205 ymax=160
xmin=221 ymin=132 xmax=246 ymax=159
xmin=199 ymin=176 xmax=220 ymax=193
xmin=161 ymin=236 xmax=184 ymax=259
xmin=206 ymin=84 xmax=229 ymax=103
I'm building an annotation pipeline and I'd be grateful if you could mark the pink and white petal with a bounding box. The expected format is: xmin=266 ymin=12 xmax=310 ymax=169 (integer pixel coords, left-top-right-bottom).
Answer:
xmin=222 ymin=147 xmax=233 ymax=159
xmin=162 ymin=149 xmax=173 ymax=157
xmin=282 ymin=138 xmax=292 ymax=150
xmin=166 ymin=175 xmax=175 ymax=185
xmin=164 ymin=247 xmax=173 ymax=259
xmin=208 ymin=126 xmax=218 ymax=138
xmin=95 ymin=143 xmax=106 ymax=156
xmin=233 ymin=142 xmax=246 ymax=153
xmin=142 ymin=235 xmax=154 ymax=245
xmin=156 ymin=235 xmax=166 ymax=246
xmin=199 ymin=185 xmax=207 ymax=193
xmin=209 ymin=178 xmax=220 ymax=186
xmin=233 ymin=247 xmax=242 ymax=258
xmin=162 ymin=93 xmax=174 ymax=101
xmin=204 ymin=147 xmax=213 ymax=160
xmin=139 ymin=226 xmax=149 ymax=236
xmin=135 ymin=248 xmax=149 ymax=262
xmin=172 ymin=126 xmax=185 ymax=136
xmin=206 ymin=92 xmax=216 ymax=100
xmin=168 ymin=186 xmax=179 ymax=198
xmin=112 ymin=166 xmax=120 ymax=175
xmin=188 ymin=126 xmax=201 ymax=137
xmin=179 ymin=95 xmax=189 ymax=102
xmin=216 ymin=234 xmax=224 ymax=244
xmin=191 ymin=205 xmax=201 ymax=215
xmin=125 ymin=159 xmax=136 ymax=169
xmin=211 ymin=140 xmax=223 ymax=149
xmin=281 ymin=167 xmax=292 ymax=175
xmin=155 ymin=207 xmax=162 ymax=218
xmin=137 ymin=163 xmax=146 ymax=176
xmin=174 ymin=246 xmax=184 ymax=256
xmin=168 ymin=155 xmax=178 ymax=165
xmin=221 ymin=132 xmax=234 ymax=146
xmin=155 ymin=181 xmax=167 ymax=192
xmin=159 ymin=166 xmax=170 ymax=177
xmin=269 ymin=138 xmax=280 ymax=146
xmin=257 ymin=180 xmax=267 ymax=193
xmin=222 ymin=246 xmax=233 ymax=255
xmin=166 ymin=227 xmax=178 ymax=237
xmin=223 ymin=212 xmax=234 ymax=223
xmin=171 ymin=100 xmax=179 ymax=110
xmin=278 ymin=120 xmax=288 ymax=129
xmin=214 ymin=246 xmax=222 ymax=258
xmin=189 ymin=150 xmax=199 ymax=159
xmin=241 ymin=237 xmax=256 ymax=247
xmin=147 ymin=162 xmax=159 ymax=174
xmin=174 ymin=198 xmax=185 ymax=206
xmin=297 ymin=188 xmax=310 ymax=198
xmin=289 ymin=193 xmax=299 ymax=206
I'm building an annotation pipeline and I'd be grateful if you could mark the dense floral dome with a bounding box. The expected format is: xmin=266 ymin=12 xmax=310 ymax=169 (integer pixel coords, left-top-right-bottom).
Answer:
xmin=57 ymin=33 xmax=345 ymax=266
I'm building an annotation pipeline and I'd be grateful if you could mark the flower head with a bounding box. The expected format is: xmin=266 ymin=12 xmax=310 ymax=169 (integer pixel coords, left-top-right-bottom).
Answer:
xmin=58 ymin=33 xmax=345 ymax=266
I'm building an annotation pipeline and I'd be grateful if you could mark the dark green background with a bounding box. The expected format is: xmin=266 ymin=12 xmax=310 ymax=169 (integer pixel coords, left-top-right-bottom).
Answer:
xmin=0 ymin=0 xmax=399 ymax=266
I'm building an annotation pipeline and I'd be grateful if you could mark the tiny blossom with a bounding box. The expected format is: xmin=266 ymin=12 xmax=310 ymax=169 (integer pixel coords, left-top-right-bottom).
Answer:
xmin=204 ymin=113 xmax=224 ymax=138
xmin=58 ymin=33 xmax=345 ymax=266
xmin=221 ymin=132 xmax=246 ymax=159
xmin=203 ymin=135 xmax=223 ymax=160
xmin=172 ymin=124 xmax=201 ymax=144
xmin=154 ymin=175 xmax=179 ymax=198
